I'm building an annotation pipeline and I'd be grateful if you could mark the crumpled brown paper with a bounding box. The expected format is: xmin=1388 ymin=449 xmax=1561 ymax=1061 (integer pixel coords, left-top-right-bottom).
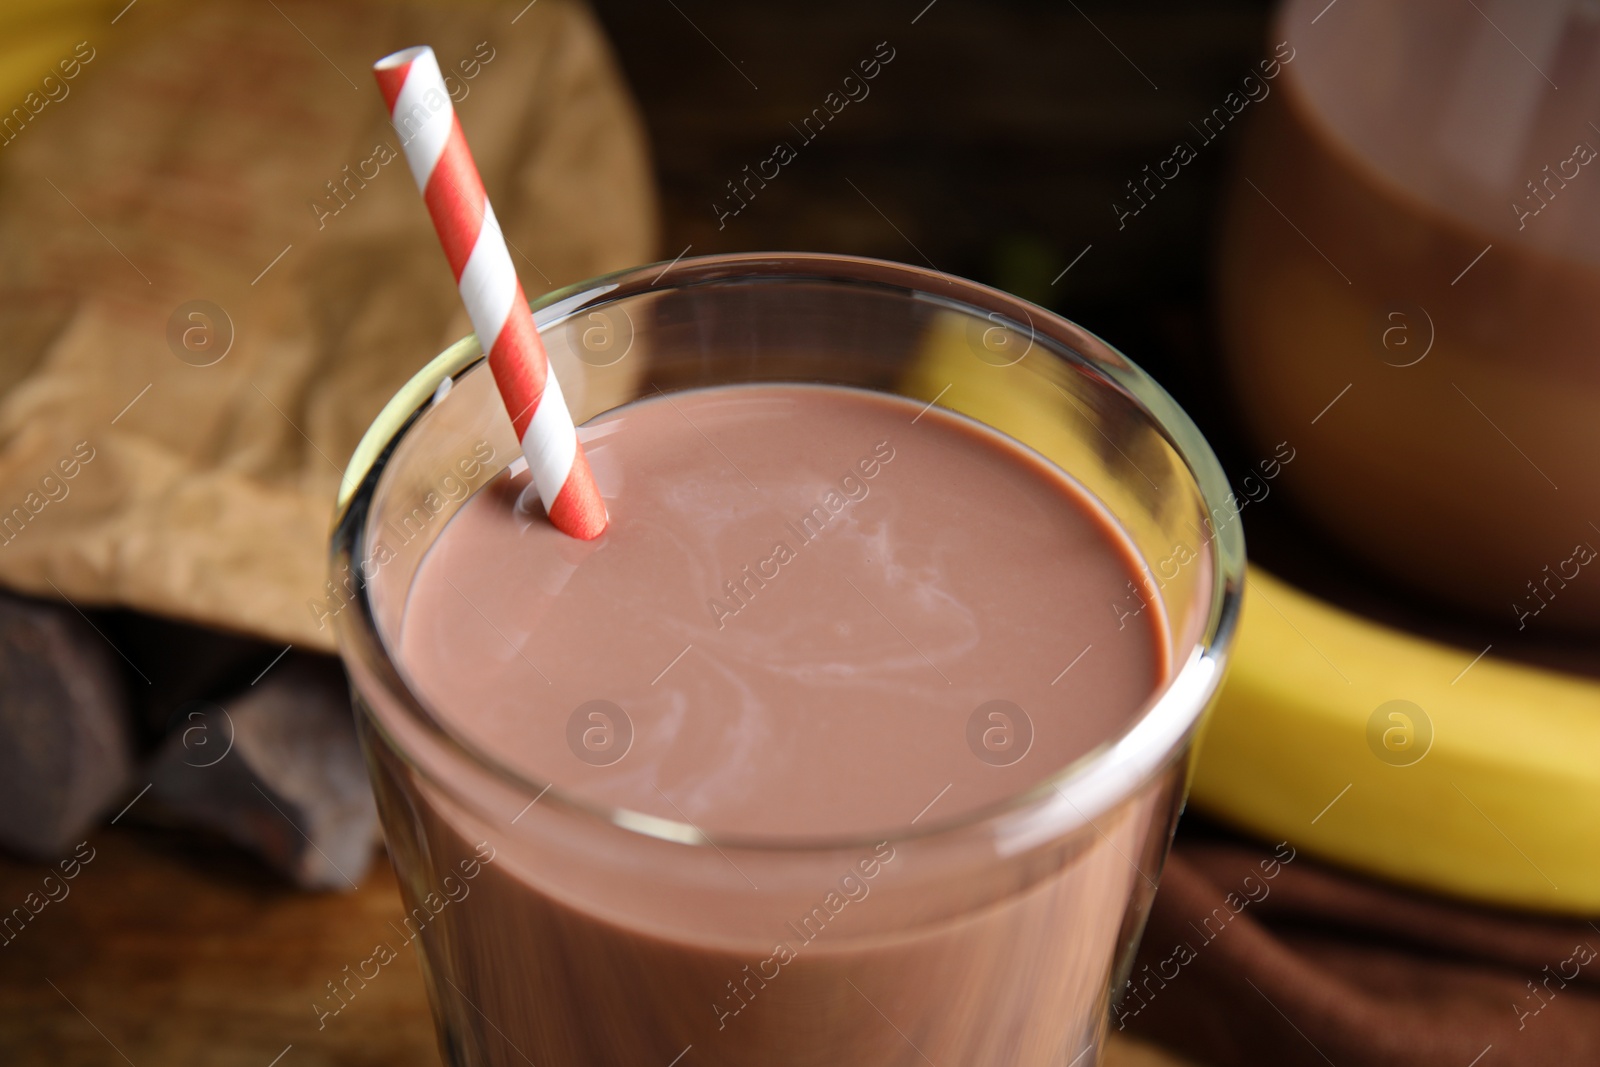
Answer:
xmin=0 ymin=0 xmax=657 ymax=652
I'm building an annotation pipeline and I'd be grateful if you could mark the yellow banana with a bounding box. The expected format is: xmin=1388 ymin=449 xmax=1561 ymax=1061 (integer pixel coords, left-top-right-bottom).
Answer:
xmin=1193 ymin=568 xmax=1600 ymax=914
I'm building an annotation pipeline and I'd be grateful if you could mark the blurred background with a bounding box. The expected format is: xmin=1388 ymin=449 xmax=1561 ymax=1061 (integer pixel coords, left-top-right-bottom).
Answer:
xmin=0 ymin=0 xmax=1596 ymax=1064
xmin=596 ymin=0 xmax=1252 ymax=452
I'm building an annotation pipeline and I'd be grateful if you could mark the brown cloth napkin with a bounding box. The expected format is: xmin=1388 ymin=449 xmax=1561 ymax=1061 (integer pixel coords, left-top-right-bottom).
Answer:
xmin=0 ymin=0 xmax=655 ymax=652
xmin=1127 ymin=823 xmax=1600 ymax=1066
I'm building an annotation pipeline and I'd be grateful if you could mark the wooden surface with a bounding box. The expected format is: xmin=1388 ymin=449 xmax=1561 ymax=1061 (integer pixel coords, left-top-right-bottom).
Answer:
xmin=0 ymin=830 xmax=434 ymax=1066
xmin=0 ymin=827 xmax=1198 ymax=1065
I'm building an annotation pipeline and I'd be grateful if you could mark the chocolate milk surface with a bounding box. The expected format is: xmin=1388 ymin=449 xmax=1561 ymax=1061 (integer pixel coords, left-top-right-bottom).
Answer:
xmin=400 ymin=384 xmax=1164 ymax=837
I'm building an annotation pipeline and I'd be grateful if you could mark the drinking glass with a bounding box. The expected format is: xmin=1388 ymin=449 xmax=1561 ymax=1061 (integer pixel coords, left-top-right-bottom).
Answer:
xmin=331 ymin=253 xmax=1244 ymax=1066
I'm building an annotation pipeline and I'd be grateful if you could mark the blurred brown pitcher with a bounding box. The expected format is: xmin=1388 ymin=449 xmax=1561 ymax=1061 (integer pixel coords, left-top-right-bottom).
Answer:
xmin=1219 ymin=0 xmax=1600 ymax=629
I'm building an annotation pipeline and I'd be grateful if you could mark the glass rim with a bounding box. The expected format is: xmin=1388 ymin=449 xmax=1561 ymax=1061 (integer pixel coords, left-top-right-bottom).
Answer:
xmin=331 ymin=251 xmax=1246 ymax=854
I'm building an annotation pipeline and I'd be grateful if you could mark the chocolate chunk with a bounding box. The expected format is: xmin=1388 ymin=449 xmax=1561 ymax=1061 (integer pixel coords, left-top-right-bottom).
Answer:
xmin=148 ymin=655 xmax=377 ymax=891
xmin=0 ymin=591 xmax=134 ymax=858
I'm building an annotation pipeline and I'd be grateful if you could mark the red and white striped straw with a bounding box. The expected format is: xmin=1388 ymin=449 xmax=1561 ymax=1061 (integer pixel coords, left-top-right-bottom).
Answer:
xmin=373 ymin=46 xmax=607 ymax=540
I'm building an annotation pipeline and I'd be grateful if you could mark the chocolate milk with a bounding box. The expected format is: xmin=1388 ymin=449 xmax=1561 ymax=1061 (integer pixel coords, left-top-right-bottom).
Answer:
xmin=373 ymin=384 xmax=1173 ymax=1065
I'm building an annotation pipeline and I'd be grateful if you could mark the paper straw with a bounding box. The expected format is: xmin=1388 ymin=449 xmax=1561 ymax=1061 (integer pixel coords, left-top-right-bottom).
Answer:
xmin=373 ymin=46 xmax=607 ymax=540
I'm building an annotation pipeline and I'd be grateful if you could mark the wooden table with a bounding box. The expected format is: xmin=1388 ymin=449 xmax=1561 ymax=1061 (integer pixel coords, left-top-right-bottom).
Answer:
xmin=0 ymin=828 xmax=1196 ymax=1065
